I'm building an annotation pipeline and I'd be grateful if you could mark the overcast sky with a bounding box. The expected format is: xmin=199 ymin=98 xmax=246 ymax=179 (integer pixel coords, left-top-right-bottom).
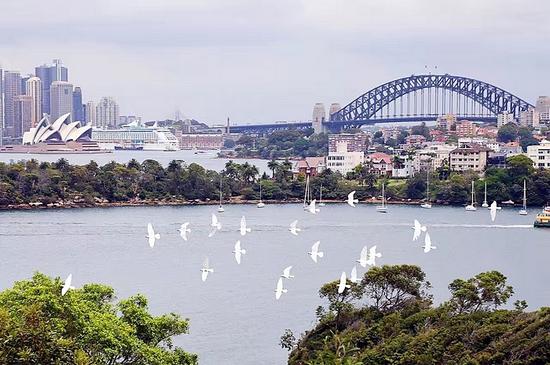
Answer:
xmin=1 ymin=0 xmax=548 ymax=124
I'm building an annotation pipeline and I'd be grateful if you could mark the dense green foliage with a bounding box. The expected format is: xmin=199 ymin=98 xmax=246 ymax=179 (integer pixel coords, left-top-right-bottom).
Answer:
xmin=497 ymin=123 xmax=539 ymax=151
xmin=234 ymin=129 xmax=328 ymax=159
xmin=286 ymin=265 xmax=550 ymax=365
xmin=0 ymin=273 xmax=197 ymax=364
xmin=0 ymin=155 xmax=548 ymax=208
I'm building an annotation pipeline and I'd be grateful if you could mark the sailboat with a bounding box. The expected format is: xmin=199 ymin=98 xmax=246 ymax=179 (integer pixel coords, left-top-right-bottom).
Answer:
xmin=376 ymin=182 xmax=388 ymax=213
xmin=519 ymin=179 xmax=528 ymax=215
xmin=318 ymin=184 xmax=325 ymax=207
xmin=482 ymin=181 xmax=489 ymax=208
xmin=217 ymin=178 xmax=225 ymax=213
xmin=257 ymin=180 xmax=265 ymax=208
xmin=421 ymin=170 xmax=432 ymax=209
xmin=303 ymin=175 xmax=311 ymax=211
xmin=465 ymin=181 xmax=477 ymax=211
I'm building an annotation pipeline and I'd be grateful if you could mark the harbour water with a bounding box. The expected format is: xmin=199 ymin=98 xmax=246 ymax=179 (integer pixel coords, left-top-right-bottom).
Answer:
xmin=0 ymin=204 xmax=548 ymax=364
xmin=0 ymin=149 xmax=270 ymax=174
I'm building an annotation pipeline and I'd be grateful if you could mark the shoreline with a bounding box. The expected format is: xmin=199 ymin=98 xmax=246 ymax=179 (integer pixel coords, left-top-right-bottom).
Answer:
xmin=0 ymin=198 xmax=509 ymax=211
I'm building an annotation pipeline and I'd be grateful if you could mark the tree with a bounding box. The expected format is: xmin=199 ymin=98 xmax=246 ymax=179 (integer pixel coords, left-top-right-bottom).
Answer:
xmin=0 ymin=273 xmax=197 ymax=364
xmin=267 ymin=159 xmax=280 ymax=179
xmin=497 ymin=123 xmax=518 ymax=143
xmin=448 ymin=271 xmax=513 ymax=314
xmin=507 ymin=155 xmax=534 ymax=180
xmin=359 ymin=265 xmax=431 ymax=313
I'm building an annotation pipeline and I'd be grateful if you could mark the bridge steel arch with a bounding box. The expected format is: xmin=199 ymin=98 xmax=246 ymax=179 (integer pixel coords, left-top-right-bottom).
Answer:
xmin=330 ymin=74 xmax=533 ymax=126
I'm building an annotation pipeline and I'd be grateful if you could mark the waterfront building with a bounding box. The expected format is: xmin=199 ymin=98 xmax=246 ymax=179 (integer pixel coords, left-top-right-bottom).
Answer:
xmin=519 ymin=108 xmax=540 ymax=128
xmin=25 ymin=77 xmax=42 ymax=127
xmin=328 ymin=133 xmax=367 ymax=153
xmin=497 ymin=112 xmax=515 ymax=127
xmin=72 ymin=87 xmax=84 ymax=122
xmin=366 ymin=152 xmax=393 ymax=176
xmin=13 ymin=95 xmax=33 ymax=139
xmin=85 ymin=101 xmax=96 ymax=126
xmin=96 ymin=97 xmax=119 ymax=129
xmin=293 ymin=157 xmax=326 ymax=177
xmin=500 ymin=141 xmax=523 ymax=155
xmin=50 ymin=81 xmax=73 ymax=122
xmin=91 ymin=124 xmax=179 ymax=151
xmin=527 ymin=139 xmax=550 ymax=169
xmin=179 ymin=133 xmax=223 ymax=150
xmin=23 ymin=114 xmax=91 ymax=144
xmin=0 ymin=68 xmax=3 ymax=145
xmin=3 ymin=71 xmax=22 ymax=138
xmin=456 ymin=120 xmax=478 ymax=137
xmin=449 ymin=144 xmax=490 ymax=172
xmin=458 ymin=137 xmax=499 ymax=152
xmin=312 ymin=103 xmax=326 ymax=134
xmin=35 ymin=59 xmax=68 ymax=115
xmin=436 ymin=114 xmax=457 ymax=131
xmin=391 ymin=155 xmax=414 ymax=178
xmin=413 ymin=144 xmax=455 ymax=172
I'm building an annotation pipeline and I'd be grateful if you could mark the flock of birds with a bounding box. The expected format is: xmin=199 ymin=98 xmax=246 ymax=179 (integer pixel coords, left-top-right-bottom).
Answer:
xmin=59 ymin=192 xmax=503 ymax=299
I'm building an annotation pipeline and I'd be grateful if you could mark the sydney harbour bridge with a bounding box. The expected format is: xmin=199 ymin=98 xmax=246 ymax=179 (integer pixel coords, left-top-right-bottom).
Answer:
xmin=228 ymin=74 xmax=533 ymax=134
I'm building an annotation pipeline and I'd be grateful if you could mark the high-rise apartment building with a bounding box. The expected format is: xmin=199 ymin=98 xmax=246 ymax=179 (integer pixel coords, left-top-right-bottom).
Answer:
xmin=35 ymin=59 xmax=68 ymax=115
xmin=72 ymin=87 xmax=84 ymax=122
xmin=3 ymin=71 xmax=22 ymax=138
xmin=497 ymin=112 xmax=515 ymax=127
xmin=96 ymin=97 xmax=119 ymax=129
xmin=328 ymin=133 xmax=367 ymax=153
xmin=25 ymin=77 xmax=42 ymax=127
xmin=50 ymin=81 xmax=73 ymax=121
xmin=519 ymin=107 xmax=540 ymax=128
xmin=0 ymin=68 xmax=3 ymax=145
xmin=14 ymin=95 xmax=33 ymax=138
xmin=85 ymin=101 xmax=96 ymax=126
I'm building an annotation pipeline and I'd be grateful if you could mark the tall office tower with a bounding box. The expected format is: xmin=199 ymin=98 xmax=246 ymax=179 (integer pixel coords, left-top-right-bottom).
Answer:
xmin=0 ymin=68 xmax=3 ymax=145
xmin=312 ymin=103 xmax=326 ymax=134
xmin=3 ymin=71 xmax=22 ymax=138
xmin=85 ymin=101 xmax=96 ymax=126
xmin=96 ymin=97 xmax=119 ymax=129
xmin=35 ymin=59 xmax=68 ymax=115
xmin=25 ymin=77 xmax=43 ymax=127
xmin=50 ymin=81 xmax=73 ymax=121
xmin=14 ymin=95 xmax=33 ymax=139
xmin=72 ymin=87 xmax=84 ymax=122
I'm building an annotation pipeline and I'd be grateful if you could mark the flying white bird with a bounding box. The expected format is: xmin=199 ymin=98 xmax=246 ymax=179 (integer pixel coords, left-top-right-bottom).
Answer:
xmin=356 ymin=246 xmax=369 ymax=268
xmin=412 ymin=219 xmax=427 ymax=241
xmin=208 ymin=213 xmax=222 ymax=237
xmin=308 ymin=199 xmax=320 ymax=214
xmin=281 ymin=266 xmax=295 ymax=279
xmin=350 ymin=266 xmax=358 ymax=283
xmin=338 ymin=271 xmax=351 ymax=294
xmin=289 ymin=220 xmax=301 ymax=236
xmin=490 ymin=201 xmax=498 ymax=222
xmin=177 ymin=222 xmax=191 ymax=241
xmin=275 ymin=277 xmax=287 ymax=300
xmin=61 ymin=274 xmax=75 ymax=296
xmin=233 ymin=240 xmax=247 ymax=265
xmin=366 ymin=245 xmax=382 ymax=266
xmin=200 ymin=257 xmax=214 ymax=282
xmin=239 ymin=216 xmax=251 ymax=236
xmin=146 ymin=223 xmax=160 ymax=248
xmin=308 ymin=241 xmax=324 ymax=263
xmin=347 ymin=191 xmax=359 ymax=207
xmin=423 ymin=233 xmax=437 ymax=253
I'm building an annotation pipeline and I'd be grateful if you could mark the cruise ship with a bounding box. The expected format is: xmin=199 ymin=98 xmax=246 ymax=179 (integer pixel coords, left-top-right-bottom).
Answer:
xmin=92 ymin=122 xmax=179 ymax=151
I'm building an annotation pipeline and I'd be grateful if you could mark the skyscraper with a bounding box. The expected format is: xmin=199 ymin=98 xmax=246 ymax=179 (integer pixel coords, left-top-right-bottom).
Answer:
xmin=50 ymin=81 xmax=73 ymax=121
xmin=3 ymin=71 xmax=22 ymax=139
xmin=96 ymin=97 xmax=119 ymax=129
xmin=25 ymin=77 xmax=42 ymax=127
xmin=0 ymin=68 xmax=3 ymax=145
xmin=35 ymin=59 xmax=68 ymax=115
xmin=72 ymin=87 xmax=84 ymax=122
xmin=85 ymin=101 xmax=96 ymax=126
xmin=14 ymin=95 xmax=33 ymax=138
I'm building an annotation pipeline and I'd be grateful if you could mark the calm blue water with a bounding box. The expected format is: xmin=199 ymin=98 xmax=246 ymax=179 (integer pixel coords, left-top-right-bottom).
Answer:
xmin=0 ymin=149 xmax=270 ymax=173
xmin=0 ymin=204 xmax=548 ymax=364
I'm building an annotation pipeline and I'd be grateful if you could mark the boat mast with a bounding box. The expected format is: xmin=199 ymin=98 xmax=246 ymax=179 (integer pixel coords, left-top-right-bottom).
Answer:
xmin=382 ymin=182 xmax=386 ymax=208
xmin=471 ymin=181 xmax=475 ymax=206
xmin=523 ymin=179 xmax=527 ymax=209
xmin=219 ymin=178 xmax=223 ymax=206
xmin=426 ymin=171 xmax=430 ymax=203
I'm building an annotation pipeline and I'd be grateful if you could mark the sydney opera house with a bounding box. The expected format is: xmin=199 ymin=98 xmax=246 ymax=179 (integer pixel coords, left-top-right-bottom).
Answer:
xmin=0 ymin=113 xmax=106 ymax=154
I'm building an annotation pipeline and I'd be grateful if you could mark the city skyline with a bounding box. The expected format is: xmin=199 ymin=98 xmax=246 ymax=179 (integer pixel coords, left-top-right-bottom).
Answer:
xmin=0 ymin=0 xmax=549 ymax=124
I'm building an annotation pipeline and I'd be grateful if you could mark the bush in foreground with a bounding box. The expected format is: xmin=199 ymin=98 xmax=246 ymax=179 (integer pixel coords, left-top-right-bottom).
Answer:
xmin=0 ymin=273 xmax=197 ymax=364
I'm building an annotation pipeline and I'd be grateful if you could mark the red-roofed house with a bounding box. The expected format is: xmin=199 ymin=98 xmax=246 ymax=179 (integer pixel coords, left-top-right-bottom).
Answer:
xmin=292 ymin=157 xmax=326 ymax=177
xmin=366 ymin=152 xmax=393 ymax=176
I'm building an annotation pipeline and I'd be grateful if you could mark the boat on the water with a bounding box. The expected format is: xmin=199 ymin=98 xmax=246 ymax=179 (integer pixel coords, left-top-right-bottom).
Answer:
xmin=376 ymin=182 xmax=388 ymax=213
xmin=421 ymin=170 xmax=432 ymax=209
xmin=465 ymin=181 xmax=477 ymax=211
xmin=534 ymin=206 xmax=550 ymax=228
xmin=519 ymin=179 xmax=528 ymax=216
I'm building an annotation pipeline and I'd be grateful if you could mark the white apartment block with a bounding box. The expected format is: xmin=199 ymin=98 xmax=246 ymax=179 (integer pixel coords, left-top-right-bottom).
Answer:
xmin=497 ymin=112 xmax=515 ymax=127
xmin=327 ymin=139 xmax=364 ymax=175
xmin=527 ymin=140 xmax=550 ymax=169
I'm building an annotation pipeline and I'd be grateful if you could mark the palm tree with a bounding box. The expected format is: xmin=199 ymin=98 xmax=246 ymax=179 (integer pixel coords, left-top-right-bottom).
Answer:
xmin=267 ymin=160 xmax=280 ymax=179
